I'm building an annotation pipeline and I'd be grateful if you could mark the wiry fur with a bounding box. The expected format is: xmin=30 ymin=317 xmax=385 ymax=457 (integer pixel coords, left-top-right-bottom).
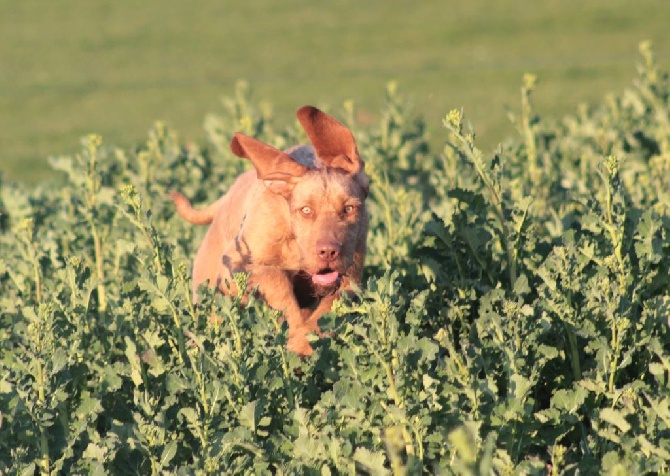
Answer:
xmin=170 ymin=106 xmax=369 ymax=355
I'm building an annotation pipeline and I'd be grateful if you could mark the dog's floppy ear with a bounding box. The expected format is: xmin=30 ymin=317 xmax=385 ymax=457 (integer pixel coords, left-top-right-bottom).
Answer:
xmin=297 ymin=106 xmax=369 ymax=197
xmin=231 ymin=133 xmax=308 ymax=195
xmin=296 ymin=106 xmax=363 ymax=175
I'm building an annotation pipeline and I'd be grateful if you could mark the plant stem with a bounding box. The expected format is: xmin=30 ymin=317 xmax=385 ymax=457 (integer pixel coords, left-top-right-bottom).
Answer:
xmin=37 ymin=361 xmax=50 ymax=476
xmin=374 ymin=335 xmax=415 ymax=458
xmin=90 ymin=221 xmax=107 ymax=312
xmin=608 ymin=320 xmax=621 ymax=394
xmin=448 ymin=123 xmax=517 ymax=286
xmin=31 ymin=248 xmax=42 ymax=304
xmin=521 ymin=74 xmax=539 ymax=185
xmin=383 ymin=360 xmax=403 ymax=410
xmin=565 ymin=324 xmax=581 ymax=381
xmin=85 ymin=135 xmax=107 ymax=312
xmin=164 ymin=290 xmax=186 ymax=365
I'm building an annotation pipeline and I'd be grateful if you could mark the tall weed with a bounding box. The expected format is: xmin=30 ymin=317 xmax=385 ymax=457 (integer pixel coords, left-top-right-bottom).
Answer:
xmin=1 ymin=43 xmax=669 ymax=474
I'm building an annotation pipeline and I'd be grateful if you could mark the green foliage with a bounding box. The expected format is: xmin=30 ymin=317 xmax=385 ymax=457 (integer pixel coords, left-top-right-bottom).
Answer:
xmin=2 ymin=44 xmax=670 ymax=474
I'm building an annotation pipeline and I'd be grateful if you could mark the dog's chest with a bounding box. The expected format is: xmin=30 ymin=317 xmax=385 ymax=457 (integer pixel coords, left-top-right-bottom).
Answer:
xmin=291 ymin=272 xmax=322 ymax=309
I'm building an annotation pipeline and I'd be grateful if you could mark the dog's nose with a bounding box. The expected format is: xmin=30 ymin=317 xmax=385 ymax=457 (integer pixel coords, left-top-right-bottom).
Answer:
xmin=317 ymin=240 xmax=341 ymax=261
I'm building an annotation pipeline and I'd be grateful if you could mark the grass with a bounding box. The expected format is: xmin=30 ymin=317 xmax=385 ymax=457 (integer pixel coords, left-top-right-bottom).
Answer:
xmin=1 ymin=0 xmax=669 ymax=184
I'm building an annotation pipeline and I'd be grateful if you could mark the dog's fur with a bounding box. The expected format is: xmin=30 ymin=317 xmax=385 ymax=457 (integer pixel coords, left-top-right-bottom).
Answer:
xmin=170 ymin=106 xmax=369 ymax=355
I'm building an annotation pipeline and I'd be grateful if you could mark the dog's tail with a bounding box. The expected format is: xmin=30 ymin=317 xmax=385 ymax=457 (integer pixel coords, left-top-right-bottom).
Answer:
xmin=169 ymin=191 xmax=222 ymax=225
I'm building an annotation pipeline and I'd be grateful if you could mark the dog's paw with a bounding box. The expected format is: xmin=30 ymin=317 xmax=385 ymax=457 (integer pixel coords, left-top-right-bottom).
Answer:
xmin=302 ymin=317 xmax=336 ymax=339
xmin=286 ymin=334 xmax=314 ymax=356
xmin=318 ymin=329 xmax=335 ymax=339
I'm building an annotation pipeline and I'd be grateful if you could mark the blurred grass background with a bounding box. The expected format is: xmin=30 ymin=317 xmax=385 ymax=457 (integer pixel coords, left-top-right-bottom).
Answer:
xmin=1 ymin=0 xmax=669 ymax=184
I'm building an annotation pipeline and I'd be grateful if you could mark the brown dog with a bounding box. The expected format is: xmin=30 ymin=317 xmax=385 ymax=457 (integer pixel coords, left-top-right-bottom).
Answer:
xmin=170 ymin=106 xmax=369 ymax=355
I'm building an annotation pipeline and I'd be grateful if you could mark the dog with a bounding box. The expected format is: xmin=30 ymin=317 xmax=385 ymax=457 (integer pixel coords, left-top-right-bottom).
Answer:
xmin=170 ymin=106 xmax=369 ymax=355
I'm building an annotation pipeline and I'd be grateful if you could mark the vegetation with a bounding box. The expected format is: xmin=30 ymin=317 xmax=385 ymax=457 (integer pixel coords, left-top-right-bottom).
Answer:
xmin=1 ymin=44 xmax=669 ymax=474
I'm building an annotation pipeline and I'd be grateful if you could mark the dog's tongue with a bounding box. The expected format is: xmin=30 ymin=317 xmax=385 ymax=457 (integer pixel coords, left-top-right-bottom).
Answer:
xmin=312 ymin=271 xmax=340 ymax=286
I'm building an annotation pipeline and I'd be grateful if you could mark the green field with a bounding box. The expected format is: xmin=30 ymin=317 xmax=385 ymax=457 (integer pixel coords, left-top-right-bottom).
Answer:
xmin=2 ymin=44 xmax=670 ymax=472
xmin=1 ymin=0 xmax=669 ymax=183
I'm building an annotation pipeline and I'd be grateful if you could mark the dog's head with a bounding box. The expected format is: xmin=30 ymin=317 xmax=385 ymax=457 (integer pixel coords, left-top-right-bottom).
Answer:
xmin=230 ymin=106 xmax=369 ymax=292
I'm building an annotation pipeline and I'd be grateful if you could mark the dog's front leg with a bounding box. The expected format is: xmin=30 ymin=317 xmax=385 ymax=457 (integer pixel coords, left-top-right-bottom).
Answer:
xmin=303 ymin=276 xmax=361 ymax=339
xmin=302 ymin=294 xmax=337 ymax=335
xmin=247 ymin=265 xmax=317 ymax=356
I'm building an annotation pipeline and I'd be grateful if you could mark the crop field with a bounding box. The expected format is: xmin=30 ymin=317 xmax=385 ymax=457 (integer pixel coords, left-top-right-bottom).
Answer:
xmin=1 ymin=43 xmax=669 ymax=473
xmin=1 ymin=0 xmax=670 ymax=184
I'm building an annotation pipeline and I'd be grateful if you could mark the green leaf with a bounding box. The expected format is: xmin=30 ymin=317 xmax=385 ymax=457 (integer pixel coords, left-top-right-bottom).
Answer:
xmin=178 ymin=407 xmax=199 ymax=426
xmin=76 ymin=392 xmax=102 ymax=417
xmin=353 ymin=447 xmax=387 ymax=475
xmin=648 ymin=362 xmax=665 ymax=376
xmin=101 ymin=364 xmax=123 ymax=392
xmin=19 ymin=463 xmax=36 ymax=476
xmin=513 ymin=273 xmax=530 ymax=295
xmin=239 ymin=400 xmax=261 ymax=433
xmin=124 ymin=337 xmax=143 ymax=386
xmin=448 ymin=423 xmax=478 ymax=463
xmin=0 ymin=378 xmax=12 ymax=393
xmin=599 ymin=408 xmax=631 ymax=434
xmin=160 ymin=440 xmax=178 ymax=468
xmin=116 ymin=238 xmax=137 ymax=256
xmin=551 ymin=386 xmax=589 ymax=413
xmin=82 ymin=442 xmax=107 ymax=461
xmin=510 ymin=374 xmax=532 ymax=400
xmin=51 ymin=347 xmax=68 ymax=374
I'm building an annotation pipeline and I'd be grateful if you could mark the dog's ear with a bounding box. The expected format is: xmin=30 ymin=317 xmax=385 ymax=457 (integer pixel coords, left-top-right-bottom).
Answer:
xmin=231 ymin=133 xmax=308 ymax=195
xmin=296 ymin=106 xmax=363 ymax=175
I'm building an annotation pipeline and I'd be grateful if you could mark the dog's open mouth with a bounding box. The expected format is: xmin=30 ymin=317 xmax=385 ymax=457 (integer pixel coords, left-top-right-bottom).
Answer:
xmin=311 ymin=268 xmax=340 ymax=287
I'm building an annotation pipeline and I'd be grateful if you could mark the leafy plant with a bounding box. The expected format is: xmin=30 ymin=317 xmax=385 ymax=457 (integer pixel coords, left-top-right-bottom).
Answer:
xmin=1 ymin=42 xmax=669 ymax=474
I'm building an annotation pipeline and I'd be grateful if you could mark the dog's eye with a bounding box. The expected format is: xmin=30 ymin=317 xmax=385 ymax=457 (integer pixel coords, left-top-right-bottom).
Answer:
xmin=344 ymin=205 xmax=355 ymax=214
xmin=300 ymin=206 xmax=312 ymax=216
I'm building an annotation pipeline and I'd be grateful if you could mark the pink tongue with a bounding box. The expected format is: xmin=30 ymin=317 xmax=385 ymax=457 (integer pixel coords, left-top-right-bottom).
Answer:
xmin=312 ymin=271 xmax=340 ymax=286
